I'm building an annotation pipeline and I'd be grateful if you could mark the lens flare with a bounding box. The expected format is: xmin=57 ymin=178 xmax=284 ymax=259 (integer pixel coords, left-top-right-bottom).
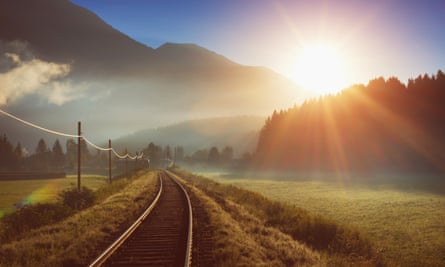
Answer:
xmin=1 ymin=181 xmax=62 ymax=218
xmin=20 ymin=181 xmax=61 ymax=206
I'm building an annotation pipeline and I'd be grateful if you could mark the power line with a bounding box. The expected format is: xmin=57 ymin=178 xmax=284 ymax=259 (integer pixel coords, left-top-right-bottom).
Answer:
xmin=0 ymin=108 xmax=80 ymax=138
xmin=112 ymin=148 xmax=130 ymax=159
xmin=83 ymin=136 xmax=111 ymax=151
xmin=0 ymin=108 xmax=142 ymax=159
xmin=111 ymin=148 xmax=144 ymax=160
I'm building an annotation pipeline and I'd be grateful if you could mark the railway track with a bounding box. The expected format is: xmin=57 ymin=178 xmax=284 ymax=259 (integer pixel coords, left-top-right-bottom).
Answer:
xmin=89 ymin=170 xmax=193 ymax=267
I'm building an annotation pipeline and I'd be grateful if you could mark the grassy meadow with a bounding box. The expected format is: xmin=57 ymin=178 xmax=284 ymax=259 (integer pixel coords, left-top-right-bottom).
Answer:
xmin=0 ymin=175 xmax=109 ymax=218
xmin=171 ymin=171 xmax=325 ymax=266
xmin=205 ymin=173 xmax=445 ymax=266
xmin=0 ymin=170 xmax=159 ymax=266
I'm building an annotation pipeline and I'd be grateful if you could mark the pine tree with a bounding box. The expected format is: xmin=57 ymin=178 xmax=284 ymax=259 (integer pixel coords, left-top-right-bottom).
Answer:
xmin=208 ymin=147 xmax=220 ymax=164
xmin=66 ymin=139 xmax=77 ymax=169
xmin=36 ymin=138 xmax=48 ymax=154
xmin=52 ymin=139 xmax=65 ymax=169
xmin=221 ymin=146 xmax=234 ymax=163
xmin=0 ymin=134 xmax=16 ymax=170
xmin=34 ymin=138 xmax=50 ymax=170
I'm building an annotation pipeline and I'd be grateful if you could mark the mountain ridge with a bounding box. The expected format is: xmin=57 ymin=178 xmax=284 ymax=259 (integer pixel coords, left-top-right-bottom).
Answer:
xmin=154 ymin=42 xmax=237 ymax=67
xmin=114 ymin=116 xmax=266 ymax=156
xmin=0 ymin=0 xmax=306 ymax=152
xmin=0 ymin=0 xmax=154 ymax=76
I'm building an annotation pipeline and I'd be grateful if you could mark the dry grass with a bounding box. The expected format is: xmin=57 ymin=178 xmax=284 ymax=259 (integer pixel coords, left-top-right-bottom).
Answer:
xmin=208 ymin=175 xmax=445 ymax=267
xmin=172 ymin=171 xmax=325 ymax=267
xmin=0 ymin=170 xmax=159 ymax=266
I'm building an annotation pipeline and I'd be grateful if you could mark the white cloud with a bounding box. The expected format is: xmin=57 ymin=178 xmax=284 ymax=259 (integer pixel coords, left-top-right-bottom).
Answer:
xmin=0 ymin=51 xmax=81 ymax=106
xmin=44 ymin=81 xmax=87 ymax=106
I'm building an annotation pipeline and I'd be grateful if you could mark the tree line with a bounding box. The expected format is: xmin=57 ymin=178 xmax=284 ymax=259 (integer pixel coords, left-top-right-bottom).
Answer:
xmin=141 ymin=142 xmax=251 ymax=168
xmin=1 ymin=134 xmax=249 ymax=172
xmin=140 ymin=142 xmax=183 ymax=168
xmin=0 ymin=136 xmax=113 ymax=172
xmin=255 ymin=70 xmax=445 ymax=173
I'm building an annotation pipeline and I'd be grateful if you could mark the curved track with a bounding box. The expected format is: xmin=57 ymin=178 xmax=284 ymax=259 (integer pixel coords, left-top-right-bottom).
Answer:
xmin=89 ymin=170 xmax=192 ymax=267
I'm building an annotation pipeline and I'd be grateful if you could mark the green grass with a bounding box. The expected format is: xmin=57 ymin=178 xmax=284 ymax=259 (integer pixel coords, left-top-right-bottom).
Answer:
xmin=0 ymin=175 xmax=109 ymax=218
xmin=206 ymin=174 xmax=445 ymax=266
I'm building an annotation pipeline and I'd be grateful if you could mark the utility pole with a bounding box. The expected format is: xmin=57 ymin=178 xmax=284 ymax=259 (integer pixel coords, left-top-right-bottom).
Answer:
xmin=135 ymin=151 xmax=138 ymax=171
xmin=174 ymin=146 xmax=177 ymax=167
xmin=109 ymin=139 xmax=112 ymax=184
xmin=125 ymin=148 xmax=128 ymax=178
xmin=77 ymin=121 xmax=81 ymax=191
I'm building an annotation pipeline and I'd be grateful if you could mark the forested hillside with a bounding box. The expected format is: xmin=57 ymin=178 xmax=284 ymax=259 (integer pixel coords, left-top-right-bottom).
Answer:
xmin=256 ymin=70 xmax=445 ymax=173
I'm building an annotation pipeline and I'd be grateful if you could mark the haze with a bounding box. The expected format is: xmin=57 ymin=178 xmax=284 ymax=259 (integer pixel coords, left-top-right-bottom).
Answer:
xmin=1 ymin=0 xmax=444 ymax=153
xmin=1 ymin=1 xmax=445 ymax=266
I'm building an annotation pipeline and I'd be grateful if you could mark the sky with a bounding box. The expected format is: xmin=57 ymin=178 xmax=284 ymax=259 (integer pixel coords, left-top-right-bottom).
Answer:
xmin=68 ymin=0 xmax=445 ymax=94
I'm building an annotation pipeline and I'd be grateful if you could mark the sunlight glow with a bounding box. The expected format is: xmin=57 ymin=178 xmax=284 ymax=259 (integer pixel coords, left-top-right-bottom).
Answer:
xmin=20 ymin=181 xmax=61 ymax=207
xmin=292 ymin=43 xmax=350 ymax=95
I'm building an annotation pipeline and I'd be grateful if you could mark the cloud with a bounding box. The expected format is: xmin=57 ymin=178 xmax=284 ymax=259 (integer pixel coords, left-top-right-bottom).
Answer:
xmin=0 ymin=41 xmax=34 ymax=71
xmin=4 ymin=53 xmax=21 ymax=64
xmin=0 ymin=42 xmax=83 ymax=106
xmin=43 ymin=81 xmax=87 ymax=106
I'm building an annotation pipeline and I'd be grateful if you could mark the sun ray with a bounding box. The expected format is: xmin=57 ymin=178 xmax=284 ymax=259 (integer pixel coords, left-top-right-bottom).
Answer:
xmin=322 ymin=97 xmax=350 ymax=175
xmin=346 ymin=85 xmax=445 ymax=172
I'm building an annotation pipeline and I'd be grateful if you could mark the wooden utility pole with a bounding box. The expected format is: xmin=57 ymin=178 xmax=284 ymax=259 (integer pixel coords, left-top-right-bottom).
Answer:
xmin=135 ymin=152 xmax=138 ymax=171
xmin=109 ymin=139 xmax=112 ymax=184
xmin=125 ymin=148 xmax=128 ymax=178
xmin=174 ymin=146 xmax=177 ymax=167
xmin=77 ymin=121 xmax=81 ymax=191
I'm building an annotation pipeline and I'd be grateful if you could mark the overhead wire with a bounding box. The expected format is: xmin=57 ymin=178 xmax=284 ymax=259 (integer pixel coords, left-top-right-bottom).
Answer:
xmin=82 ymin=136 xmax=111 ymax=151
xmin=0 ymin=108 xmax=80 ymax=138
xmin=111 ymin=148 xmax=144 ymax=160
xmin=0 ymin=108 xmax=142 ymax=159
xmin=112 ymin=148 xmax=130 ymax=159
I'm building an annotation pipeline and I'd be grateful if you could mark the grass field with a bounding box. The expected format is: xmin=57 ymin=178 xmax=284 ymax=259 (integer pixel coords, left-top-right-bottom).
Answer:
xmin=0 ymin=175 xmax=109 ymax=218
xmin=0 ymin=170 xmax=159 ymax=266
xmin=205 ymin=173 xmax=445 ymax=266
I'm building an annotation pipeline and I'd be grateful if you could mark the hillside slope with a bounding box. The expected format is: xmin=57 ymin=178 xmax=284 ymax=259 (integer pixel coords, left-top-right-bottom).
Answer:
xmin=0 ymin=0 xmax=305 ymax=151
xmin=114 ymin=116 xmax=265 ymax=156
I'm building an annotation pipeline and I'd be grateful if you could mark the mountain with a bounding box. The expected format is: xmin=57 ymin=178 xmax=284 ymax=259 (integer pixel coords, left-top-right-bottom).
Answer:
xmin=0 ymin=0 xmax=154 ymax=77
xmin=0 ymin=0 xmax=307 ymax=152
xmin=113 ymin=116 xmax=266 ymax=157
xmin=154 ymin=42 xmax=238 ymax=68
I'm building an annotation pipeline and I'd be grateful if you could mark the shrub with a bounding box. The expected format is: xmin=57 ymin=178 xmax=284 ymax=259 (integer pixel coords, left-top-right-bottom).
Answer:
xmin=60 ymin=187 xmax=96 ymax=210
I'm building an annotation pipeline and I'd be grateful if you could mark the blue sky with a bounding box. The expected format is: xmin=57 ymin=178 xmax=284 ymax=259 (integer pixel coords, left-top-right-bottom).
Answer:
xmin=70 ymin=0 xmax=445 ymax=93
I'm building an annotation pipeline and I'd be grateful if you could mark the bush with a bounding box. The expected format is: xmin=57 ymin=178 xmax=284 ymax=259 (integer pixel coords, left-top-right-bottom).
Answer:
xmin=60 ymin=187 xmax=96 ymax=210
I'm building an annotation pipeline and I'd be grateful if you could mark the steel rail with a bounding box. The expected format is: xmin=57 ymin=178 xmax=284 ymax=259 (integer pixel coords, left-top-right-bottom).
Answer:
xmin=88 ymin=174 xmax=163 ymax=267
xmin=165 ymin=169 xmax=193 ymax=267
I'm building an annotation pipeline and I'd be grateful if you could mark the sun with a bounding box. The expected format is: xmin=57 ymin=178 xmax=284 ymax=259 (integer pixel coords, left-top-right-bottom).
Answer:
xmin=292 ymin=43 xmax=350 ymax=95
